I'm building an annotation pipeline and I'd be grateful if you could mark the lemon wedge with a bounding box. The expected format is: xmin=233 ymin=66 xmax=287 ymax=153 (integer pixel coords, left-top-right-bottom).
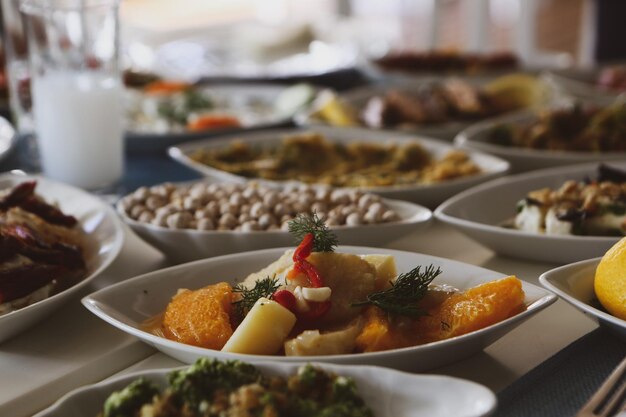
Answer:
xmin=310 ymin=89 xmax=358 ymax=127
xmin=594 ymin=237 xmax=626 ymax=320
xmin=484 ymin=73 xmax=549 ymax=110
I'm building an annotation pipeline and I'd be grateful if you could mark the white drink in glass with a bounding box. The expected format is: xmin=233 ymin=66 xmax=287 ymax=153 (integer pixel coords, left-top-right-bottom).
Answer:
xmin=32 ymin=70 xmax=123 ymax=190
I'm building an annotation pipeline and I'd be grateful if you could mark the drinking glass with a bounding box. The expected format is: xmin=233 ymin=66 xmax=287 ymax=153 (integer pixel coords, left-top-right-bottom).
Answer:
xmin=2 ymin=0 xmax=34 ymax=133
xmin=20 ymin=0 xmax=124 ymax=192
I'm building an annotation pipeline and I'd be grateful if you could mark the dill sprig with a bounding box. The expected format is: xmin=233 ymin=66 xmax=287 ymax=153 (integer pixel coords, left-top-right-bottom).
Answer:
xmin=352 ymin=264 xmax=442 ymax=317
xmin=288 ymin=212 xmax=338 ymax=252
xmin=232 ymin=276 xmax=280 ymax=319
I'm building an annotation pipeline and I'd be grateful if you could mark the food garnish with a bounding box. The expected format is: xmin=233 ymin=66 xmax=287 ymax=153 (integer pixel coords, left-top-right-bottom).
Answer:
xmin=232 ymin=276 xmax=280 ymax=319
xmin=288 ymin=212 xmax=338 ymax=253
xmin=352 ymin=264 xmax=442 ymax=317
xmin=99 ymin=358 xmax=374 ymax=417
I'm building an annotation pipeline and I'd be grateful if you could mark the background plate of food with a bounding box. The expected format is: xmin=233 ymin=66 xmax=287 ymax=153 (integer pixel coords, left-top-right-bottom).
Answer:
xmin=454 ymin=103 xmax=626 ymax=173
xmin=435 ymin=162 xmax=626 ymax=264
xmin=167 ymin=126 xmax=510 ymax=207
xmin=295 ymin=73 xmax=549 ymax=141
xmin=124 ymin=82 xmax=307 ymax=151
xmin=117 ymin=180 xmax=432 ymax=264
xmin=364 ymin=50 xmax=521 ymax=79
xmin=0 ymin=173 xmax=124 ymax=342
xmin=151 ymin=23 xmax=359 ymax=82
xmin=82 ymin=243 xmax=555 ymax=372
xmin=546 ymin=64 xmax=626 ymax=105
xmin=33 ymin=359 xmax=497 ymax=417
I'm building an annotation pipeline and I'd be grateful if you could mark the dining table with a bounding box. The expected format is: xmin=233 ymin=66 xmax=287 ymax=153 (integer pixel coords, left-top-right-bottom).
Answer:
xmin=0 ymin=132 xmax=624 ymax=417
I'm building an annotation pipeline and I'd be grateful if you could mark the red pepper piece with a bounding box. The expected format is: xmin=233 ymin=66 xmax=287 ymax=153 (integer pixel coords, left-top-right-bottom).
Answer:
xmin=272 ymin=290 xmax=297 ymax=313
xmin=288 ymin=232 xmax=331 ymax=320
xmin=293 ymin=233 xmax=314 ymax=262
xmin=296 ymin=259 xmax=324 ymax=288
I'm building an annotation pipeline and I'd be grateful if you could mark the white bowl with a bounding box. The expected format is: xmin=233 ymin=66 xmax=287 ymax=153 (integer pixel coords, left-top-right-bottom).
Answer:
xmin=33 ymin=361 xmax=497 ymax=417
xmin=117 ymin=194 xmax=432 ymax=264
xmin=0 ymin=173 xmax=124 ymax=342
xmin=435 ymin=162 xmax=625 ymax=264
xmin=539 ymin=257 xmax=626 ymax=340
xmin=82 ymin=246 xmax=556 ymax=372
xmin=168 ymin=126 xmax=510 ymax=208
xmin=454 ymin=111 xmax=626 ymax=173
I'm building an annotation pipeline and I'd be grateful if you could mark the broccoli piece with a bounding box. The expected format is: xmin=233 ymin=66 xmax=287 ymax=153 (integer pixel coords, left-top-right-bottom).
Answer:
xmin=102 ymin=378 xmax=160 ymax=417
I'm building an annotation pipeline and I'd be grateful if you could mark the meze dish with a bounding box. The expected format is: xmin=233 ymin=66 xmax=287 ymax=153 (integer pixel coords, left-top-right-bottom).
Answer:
xmin=97 ymin=358 xmax=374 ymax=417
xmin=35 ymin=360 xmax=497 ymax=417
xmin=0 ymin=181 xmax=87 ymax=315
xmin=116 ymin=181 xmax=431 ymax=263
xmin=146 ymin=214 xmax=526 ymax=357
xmin=435 ymin=163 xmax=626 ymax=263
xmin=185 ymin=132 xmax=481 ymax=188
xmin=169 ymin=127 xmax=510 ymax=207
xmin=0 ymin=174 xmax=123 ymax=342
xmin=509 ymin=164 xmax=626 ymax=237
xmin=125 ymin=81 xmax=296 ymax=138
xmin=303 ymin=74 xmax=546 ymax=134
xmin=486 ymin=102 xmax=626 ymax=152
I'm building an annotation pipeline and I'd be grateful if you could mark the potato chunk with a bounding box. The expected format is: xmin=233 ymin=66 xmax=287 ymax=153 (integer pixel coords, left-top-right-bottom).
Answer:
xmin=284 ymin=319 xmax=363 ymax=356
xmin=222 ymin=297 xmax=296 ymax=355
xmin=361 ymin=254 xmax=397 ymax=290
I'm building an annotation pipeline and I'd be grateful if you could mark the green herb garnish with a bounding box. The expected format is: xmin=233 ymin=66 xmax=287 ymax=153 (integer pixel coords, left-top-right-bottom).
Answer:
xmin=168 ymin=358 xmax=261 ymax=411
xmin=352 ymin=264 xmax=442 ymax=317
xmin=288 ymin=212 xmax=338 ymax=252
xmin=232 ymin=276 xmax=281 ymax=319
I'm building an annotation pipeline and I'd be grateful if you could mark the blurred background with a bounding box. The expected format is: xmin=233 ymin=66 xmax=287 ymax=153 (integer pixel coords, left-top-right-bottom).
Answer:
xmin=1 ymin=0 xmax=623 ymax=133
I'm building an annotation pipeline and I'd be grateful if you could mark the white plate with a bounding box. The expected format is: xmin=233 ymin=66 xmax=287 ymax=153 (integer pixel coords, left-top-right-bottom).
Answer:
xmin=82 ymin=246 xmax=556 ymax=371
xmin=117 ymin=193 xmax=432 ymax=264
xmin=435 ymin=162 xmax=625 ymax=264
xmin=153 ymin=34 xmax=358 ymax=82
xmin=546 ymin=68 xmax=621 ymax=105
xmin=539 ymin=257 xmax=626 ymax=340
xmin=32 ymin=361 xmax=497 ymax=417
xmin=168 ymin=126 xmax=510 ymax=208
xmin=0 ymin=173 xmax=124 ymax=342
xmin=454 ymin=111 xmax=626 ymax=173
xmin=295 ymin=79 xmax=485 ymax=141
xmin=125 ymin=83 xmax=294 ymax=151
